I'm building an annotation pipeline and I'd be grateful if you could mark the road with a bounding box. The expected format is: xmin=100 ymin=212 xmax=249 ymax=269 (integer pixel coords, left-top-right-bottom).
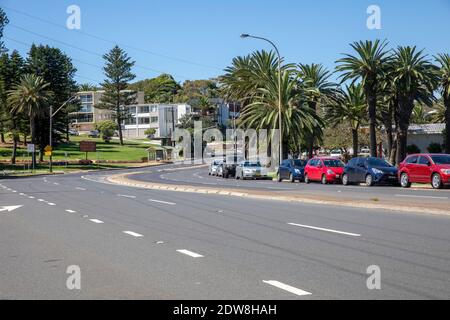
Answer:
xmin=1 ymin=164 xmax=450 ymax=299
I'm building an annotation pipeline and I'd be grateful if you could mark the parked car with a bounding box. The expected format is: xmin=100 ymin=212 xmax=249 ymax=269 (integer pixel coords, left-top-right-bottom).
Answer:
xmin=208 ymin=160 xmax=222 ymax=176
xmin=329 ymin=149 xmax=343 ymax=158
xmin=304 ymin=157 xmax=344 ymax=184
xmin=88 ymin=130 xmax=100 ymax=138
xmin=68 ymin=129 xmax=79 ymax=136
xmin=235 ymin=161 xmax=267 ymax=180
xmin=342 ymin=157 xmax=398 ymax=186
xmin=219 ymin=157 xmax=240 ymax=178
xmin=398 ymin=153 xmax=450 ymax=189
xmin=277 ymin=159 xmax=307 ymax=182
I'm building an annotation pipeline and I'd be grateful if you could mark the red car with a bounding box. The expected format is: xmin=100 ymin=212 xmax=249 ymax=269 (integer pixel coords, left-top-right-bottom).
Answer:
xmin=398 ymin=153 xmax=450 ymax=189
xmin=304 ymin=157 xmax=345 ymax=184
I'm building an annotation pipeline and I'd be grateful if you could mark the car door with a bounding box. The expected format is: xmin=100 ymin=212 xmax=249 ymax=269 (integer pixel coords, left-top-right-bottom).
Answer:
xmin=306 ymin=160 xmax=316 ymax=180
xmin=345 ymin=158 xmax=357 ymax=182
xmin=314 ymin=160 xmax=323 ymax=180
xmin=416 ymin=156 xmax=432 ymax=183
xmin=355 ymin=158 xmax=367 ymax=182
xmin=280 ymin=160 xmax=289 ymax=179
xmin=405 ymin=155 xmax=419 ymax=182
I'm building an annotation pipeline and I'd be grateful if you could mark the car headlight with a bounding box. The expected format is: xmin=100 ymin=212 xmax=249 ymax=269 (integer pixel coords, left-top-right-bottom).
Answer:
xmin=440 ymin=169 xmax=450 ymax=175
xmin=372 ymin=168 xmax=384 ymax=175
xmin=327 ymin=169 xmax=334 ymax=175
xmin=294 ymin=169 xmax=300 ymax=174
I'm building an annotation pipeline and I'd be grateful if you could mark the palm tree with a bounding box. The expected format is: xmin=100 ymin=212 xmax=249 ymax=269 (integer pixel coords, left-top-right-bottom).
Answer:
xmin=336 ymin=39 xmax=391 ymax=157
xmin=7 ymin=74 xmax=52 ymax=167
xmin=390 ymin=46 xmax=438 ymax=164
xmin=429 ymin=100 xmax=446 ymax=123
xmin=435 ymin=53 xmax=450 ymax=153
xmin=297 ymin=63 xmax=339 ymax=158
xmin=325 ymin=83 xmax=366 ymax=157
xmin=411 ymin=104 xmax=431 ymax=124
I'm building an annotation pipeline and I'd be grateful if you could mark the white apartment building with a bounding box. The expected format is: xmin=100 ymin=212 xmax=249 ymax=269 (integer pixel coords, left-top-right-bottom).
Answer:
xmin=122 ymin=103 xmax=192 ymax=138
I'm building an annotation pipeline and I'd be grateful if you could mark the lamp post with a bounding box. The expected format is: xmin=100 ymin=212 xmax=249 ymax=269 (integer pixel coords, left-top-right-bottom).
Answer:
xmin=240 ymin=34 xmax=283 ymax=166
xmin=49 ymin=95 xmax=78 ymax=173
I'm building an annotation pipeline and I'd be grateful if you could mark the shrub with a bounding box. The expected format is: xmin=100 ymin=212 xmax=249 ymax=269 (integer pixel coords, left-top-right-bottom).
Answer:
xmin=96 ymin=120 xmax=117 ymax=142
xmin=427 ymin=142 xmax=442 ymax=153
xmin=144 ymin=128 xmax=156 ymax=139
xmin=406 ymin=144 xmax=421 ymax=154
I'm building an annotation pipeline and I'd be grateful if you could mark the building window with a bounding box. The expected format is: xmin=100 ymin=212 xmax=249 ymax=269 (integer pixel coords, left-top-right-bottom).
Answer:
xmin=138 ymin=117 xmax=150 ymax=124
xmin=150 ymin=106 xmax=158 ymax=113
xmin=79 ymin=94 xmax=92 ymax=103
xmin=76 ymin=113 xmax=93 ymax=123
xmin=80 ymin=103 xmax=92 ymax=113
xmin=150 ymin=116 xmax=158 ymax=123
xmin=124 ymin=118 xmax=136 ymax=125
xmin=128 ymin=106 xmax=137 ymax=114
xmin=140 ymin=106 xmax=149 ymax=113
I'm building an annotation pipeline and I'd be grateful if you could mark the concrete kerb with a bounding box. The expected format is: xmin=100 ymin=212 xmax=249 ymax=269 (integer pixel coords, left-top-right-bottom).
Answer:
xmin=106 ymin=172 xmax=450 ymax=217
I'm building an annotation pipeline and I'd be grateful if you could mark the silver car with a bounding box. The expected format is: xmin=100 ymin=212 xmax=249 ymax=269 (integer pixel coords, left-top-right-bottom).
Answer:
xmin=235 ymin=161 xmax=267 ymax=180
xmin=208 ymin=160 xmax=222 ymax=176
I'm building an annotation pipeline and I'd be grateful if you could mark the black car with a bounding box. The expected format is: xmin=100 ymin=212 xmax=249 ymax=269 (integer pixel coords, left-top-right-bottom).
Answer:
xmin=342 ymin=157 xmax=398 ymax=186
xmin=220 ymin=156 xmax=241 ymax=178
xmin=277 ymin=159 xmax=307 ymax=182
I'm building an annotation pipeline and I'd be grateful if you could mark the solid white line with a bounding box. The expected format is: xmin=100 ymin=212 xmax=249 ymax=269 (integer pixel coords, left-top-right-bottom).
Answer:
xmin=287 ymin=223 xmax=361 ymax=237
xmin=123 ymin=231 xmax=143 ymax=237
xmin=262 ymin=280 xmax=311 ymax=296
xmin=149 ymin=199 xmax=176 ymax=205
xmin=117 ymin=194 xmax=136 ymax=199
xmin=395 ymin=194 xmax=448 ymax=200
xmin=65 ymin=209 xmax=76 ymax=213
xmin=176 ymin=249 xmax=204 ymax=258
xmin=89 ymin=219 xmax=104 ymax=224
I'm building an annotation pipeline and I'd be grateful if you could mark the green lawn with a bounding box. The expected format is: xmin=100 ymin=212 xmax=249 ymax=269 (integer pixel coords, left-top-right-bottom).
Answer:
xmin=0 ymin=136 xmax=157 ymax=163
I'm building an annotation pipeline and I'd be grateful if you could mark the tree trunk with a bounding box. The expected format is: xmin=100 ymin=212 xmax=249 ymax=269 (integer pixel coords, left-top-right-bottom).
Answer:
xmin=352 ymin=128 xmax=358 ymax=157
xmin=445 ymin=95 xmax=450 ymax=154
xmin=307 ymin=101 xmax=317 ymax=158
xmin=367 ymin=91 xmax=378 ymax=157
xmin=0 ymin=124 xmax=4 ymax=143
xmin=395 ymin=125 xmax=408 ymax=165
xmin=30 ymin=118 xmax=36 ymax=168
xmin=116 ymin=102 xmax=124 ymax=145
xmin=11 ymin=119 xmax=17 ymax=165
xmin=395 ymin=98 xmax=414 ymax=164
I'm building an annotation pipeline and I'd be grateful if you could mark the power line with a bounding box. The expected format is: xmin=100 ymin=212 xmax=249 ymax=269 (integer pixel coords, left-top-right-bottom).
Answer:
xmin=3 ymin=5 xmax=222 ymax=71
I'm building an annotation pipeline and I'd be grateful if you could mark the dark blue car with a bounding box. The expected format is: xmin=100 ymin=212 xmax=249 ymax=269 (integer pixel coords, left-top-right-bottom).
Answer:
xmin=277 ymin=159 xmax=307 ymax=182
xmin=342 ymin=157 xmax=398 ymax=186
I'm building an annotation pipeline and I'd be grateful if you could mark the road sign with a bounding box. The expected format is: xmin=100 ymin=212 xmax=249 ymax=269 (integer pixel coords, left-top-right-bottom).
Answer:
xmin=0 ymin=205 xmax=23 ymax=212
xmin=45 ymin=151 xmax=52 ymax=156
xmin=44 ymin=145 xmax=53 ymax=152
xmin=27 ymin=144 xmax=35 ymax=152
xmin=79 ymin=141 xmax=96 ymax=152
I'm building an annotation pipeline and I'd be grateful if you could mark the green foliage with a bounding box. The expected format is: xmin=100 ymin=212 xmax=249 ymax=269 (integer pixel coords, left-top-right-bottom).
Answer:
xmin=406 ymin=144 xmax=421 ymax=154
xmin=129 ymin=73 xmax=180 ymax=103
xmin=427 ymin=142 xmax=443 ymax=153
xmin=97 ymin=46 xmax=136 ymax=145
xmin=95 ymin=120 xmax=117 ymax=142
xmin=0 ymin=8 xmax=8 ymax=53
xmin=144 ymin=128 xmax=156 ymax=136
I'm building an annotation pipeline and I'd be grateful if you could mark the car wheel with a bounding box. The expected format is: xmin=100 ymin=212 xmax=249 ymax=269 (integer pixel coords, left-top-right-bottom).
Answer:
xmin=289 ymin=173 xmax=295 ymax=183
xmin=321 ymin=174 xmax=327 ymax=185
xmin=431 ymin=173 xmax=443 ymax=189
xmin=365 ymin=174 xmax=374 ymax=187
xmin=277 ymin=172 xmax=282 ymax=182
xmin=400 ymin=172 xmax=411 ymax=188
xmin=304 ymin=174 xmax=310 ymax=184
xmin=342 ymin=173 xmax=349 ymax=186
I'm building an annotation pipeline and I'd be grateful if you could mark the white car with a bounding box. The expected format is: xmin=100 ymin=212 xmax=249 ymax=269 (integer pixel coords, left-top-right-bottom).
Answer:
xmin=329 ymin=149 xmax=342 ymax=158
xmin=208 ymin=160 xmax=222 ymax=176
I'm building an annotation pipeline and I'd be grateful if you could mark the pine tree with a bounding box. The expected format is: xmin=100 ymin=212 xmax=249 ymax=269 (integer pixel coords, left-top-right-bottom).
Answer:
xmin=97 ymin=46 xmax=136 ymax=145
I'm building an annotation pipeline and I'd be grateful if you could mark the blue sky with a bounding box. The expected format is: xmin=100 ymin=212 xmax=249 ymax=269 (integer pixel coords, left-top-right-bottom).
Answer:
xmin=2 ymin=0 xmax=450 ymax=85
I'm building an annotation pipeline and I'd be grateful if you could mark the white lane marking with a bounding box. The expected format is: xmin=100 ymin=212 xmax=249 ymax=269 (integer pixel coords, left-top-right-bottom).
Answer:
xmin=262 ymin=280 xmax=312 ymax=296
xmin=149 ymin=199 xmax=176 ymax=205
xmin=53 ymin=182 xmax=59 ymax=185
xmin=19 ymin=193 xmax=25 ymax=196
xmin=47 ymin=202 xmax=56 ymax=206
xmin=395 ymin=194 xmax=448 ymax=200
xmin=123 ymin=231 xmax=143 ymax=237
xmin=75 ymin=187 xmax=86 ymax=190
xmin=0 ymin=205 xmax=23 ymax=212
xmin=28 ymin=196 xmax=35 ymax=199
xmin=117 ymin=194 xmax=136 ymax=199
xmin=287 ymin=223 xmax=361 ymax=237
xmin=37 ymin=199 xmax=46 ymax=202
xmin=11 ymin=190 xmax=17 ymax=193
xmin=176 ymin=249 xmax=204 ymax=258
xmin=65 ymin=209 xmax=76 ymax=213
xmin=89 ymin=219 xmax=104 ymax=224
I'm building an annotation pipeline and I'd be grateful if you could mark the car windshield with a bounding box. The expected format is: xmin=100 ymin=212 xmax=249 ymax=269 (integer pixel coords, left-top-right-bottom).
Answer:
xmin=323 ymin=159 xmax=344 ymax=167
xmin=293 ymin=160 xmax=307 ymax=167
xmin=244 ymin=162 xmax=261 ymax=167
xmin=368 ymin=158 xmax=392 ymax=167
xmin=431 ymin=155 xmax=450 ymax=165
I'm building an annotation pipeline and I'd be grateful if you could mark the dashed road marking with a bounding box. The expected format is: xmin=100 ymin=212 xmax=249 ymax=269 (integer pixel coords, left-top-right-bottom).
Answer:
xmin=89 ymin=219 xmax=104 ymax=224
xmin=287 ymin=223 xmax=361 ymax=237
xmin=149 ymin=199 xmax=176 ymax=205
xmin=262 ymin=280 xmax=312 ymax=296
xmin=65 ymin=209 xmax=76 ymax=213
xmin=176 ymin=249 xmax=204 ymax=258
xmin=117 ymin=194 xmax=136 ymax=199
xmin=123 ymin=231 xmax=143 ymax=237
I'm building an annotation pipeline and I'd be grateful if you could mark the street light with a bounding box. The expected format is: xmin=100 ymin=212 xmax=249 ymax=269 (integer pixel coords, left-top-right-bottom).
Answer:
xmin=49 ymin=95 xmax=79 ymax=173
xmin=240 ymin=33 xmax=283 ymax=167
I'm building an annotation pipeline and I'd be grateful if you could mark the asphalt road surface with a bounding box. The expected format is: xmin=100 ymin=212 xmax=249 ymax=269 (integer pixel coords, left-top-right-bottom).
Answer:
xmin=1 ymin=164 xmax=449 ymax=299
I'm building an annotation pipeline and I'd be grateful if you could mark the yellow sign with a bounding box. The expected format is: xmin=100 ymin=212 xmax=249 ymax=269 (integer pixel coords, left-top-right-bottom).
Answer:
xmin=45 ymin=151 xmax=52 ymax=156
xmin=44 ymin=145 xmax=53 ymax=152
